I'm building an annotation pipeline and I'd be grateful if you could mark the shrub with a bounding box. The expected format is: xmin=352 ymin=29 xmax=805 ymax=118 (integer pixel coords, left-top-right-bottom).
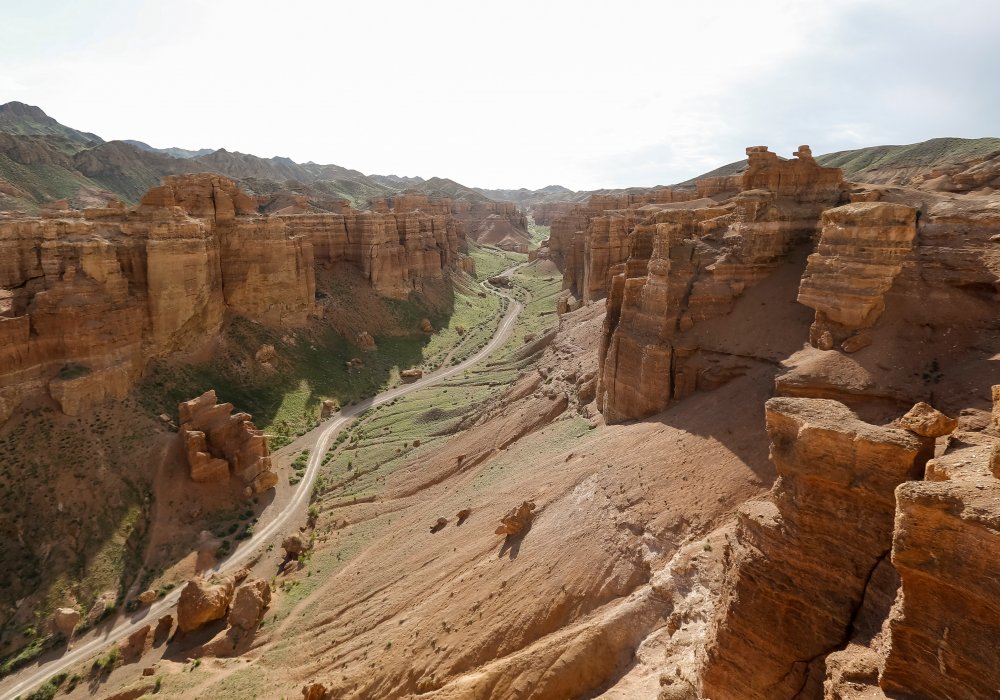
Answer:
xmin=56 ymin=363 xmax=90 ymax=380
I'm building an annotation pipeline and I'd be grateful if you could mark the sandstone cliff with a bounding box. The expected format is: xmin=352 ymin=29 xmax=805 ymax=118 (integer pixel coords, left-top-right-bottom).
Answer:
xmin=593 ymin=146 xmax=844 ymax=422
xmin=700 ymin=397 xmax=931 ymax=699
xmin=179 ymin=389 xmax=277 ymax=494
xmin=371 ymin=193 xmax=529 ymax=251
xmin=0 ymin=174 xmax=472 ymax=424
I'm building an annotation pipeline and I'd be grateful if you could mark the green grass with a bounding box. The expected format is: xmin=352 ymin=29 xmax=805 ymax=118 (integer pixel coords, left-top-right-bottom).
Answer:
xmin=527 ymin=219 xmax=551 ymax=247
xmin=310 ymin=257 xmax=562 ymax=514
xmin=182 ymin=665 xmax=265 ymax=700
xmin=138 ymin=262 xmax=510 ymax=445
xmin=492 ymin=261 xmax=563 ymax=363
xmin=0 ymin=402 xmax=155 ymax=661
xmin=468 ymin=242 xmax=523 ymax=281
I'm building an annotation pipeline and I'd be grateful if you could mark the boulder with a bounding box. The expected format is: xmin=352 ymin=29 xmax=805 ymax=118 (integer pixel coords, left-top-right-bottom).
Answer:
xmin=51 ymin=607 xmax=80 ymax=636
xmin=898 ymin=402 xmax=958 ymax=438
xmin=401 ymin=368 xmax=423 ymax=381
xmin=303 ymin=683 xmax=328 ymax=700
xmin=254 ymin=344 xmax=277 ymax=364
xmin=227 ymin=578 xmax=271 ymax=632
xmin=356 ymin=331 xmax=376 ymax=351
xmin=138 ymin=589 xmax=157 ymax=606
xmin=176 ymin=576 xmax=235 ymax=633
xmin=495 ymin=501 xmax=536 ymax=536
xmin=86 ymin=591 xmax=116 ymax=626
xmin=419 ymin=318 xmax=434 ymax=333
xmin=153 ymin=614 xmax=173 ymax=645
xmin=282 ymin=533 xmax=309 ymax=558
xmin=320 ymin=399 xmax=336 ymax=418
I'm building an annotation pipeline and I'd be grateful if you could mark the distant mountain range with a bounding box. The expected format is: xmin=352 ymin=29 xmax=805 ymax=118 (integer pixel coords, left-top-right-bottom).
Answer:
xmin=1 ymin=101 xmax=997 ymax=213
xmin=677 ymin=137 xmax=1000 ymax=189
xmin=0 ymin=102 xmax=498 ymax=212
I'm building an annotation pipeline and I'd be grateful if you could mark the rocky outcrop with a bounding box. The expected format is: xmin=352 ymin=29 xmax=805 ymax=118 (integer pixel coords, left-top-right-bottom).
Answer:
xmin=529 ymin=201 xmax=575 ymax=226
xmin=227 ymin=577 xmax=271 ymax=633
xmin=595 ymin=146 xmax=844 ymax=422
xmin=877 ymin=401 xmax=1000 ymax=698
xmin=372 ymin=193 xmax=529 ymax=247
xmin=179 ymin=390 xmax=277 ymax=494
xmin=798 ymin=202 xmax=917 ymax=348
xmin=177 ymin=576 xmax=235 ymax=633
xmin=896 ymin=401 xmax=957 ymax=437
xmin=0 ymin=170 xmax=481 ymax=423
xmin=495 ymin=501 xmax=536 ymax=536
xmin=279 ymin=207 xmax=466 ymax=298
xmin=51 ymin=607 xmax=80 ymax=636
xmin=547 ymin=187 xmax=704 ymax=301
xmin=0 ymin=174 xmax=317 ymax=423
xmin=700 ymin=397 xmax=931 ymax=700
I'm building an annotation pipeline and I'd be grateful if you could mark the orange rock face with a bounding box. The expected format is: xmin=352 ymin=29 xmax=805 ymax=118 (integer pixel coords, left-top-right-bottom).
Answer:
xmin=178 ymin=389 xmax=276 ymax=493
xmin=592 ymin=146 xmax=844 ymax=422
xmin=279 ymin=207 xmax=464 ymax=298
xmin=176 ymin=575 xmax=235 ymax=633
xmin=700 ymin=397 xmax=932 ymax=700
xmin=798 ymin=202 xmax=917 ymax=348
xmin=0 ymin=174 xmax=316 ymax=423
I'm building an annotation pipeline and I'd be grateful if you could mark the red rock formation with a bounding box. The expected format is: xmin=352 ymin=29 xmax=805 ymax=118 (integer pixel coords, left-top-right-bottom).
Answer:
xmin=0 ymin=175 xmax=318 ymax=423
xmin=529 ymin=201 xmax=576 ymax=226
xmin=876 ymin=395 xmax=1000 ymax=698
xmin=177 ymin=575 xmax=235 ymax=633
xmin=0 ymin=171 xmax=477 ymax=423
xmin=593 ymin=147 xmax=844 ymax=422
xmin=179 ymin=389 xmax=277 ymax=493
xmin=700 ymin=397 xmax=931 ymax=700
xmin=798 ymin=202 xmax=917 ymax=348
xmin=279 ymin=207 xmax=466 ymax=298
xmin=227 ymin=577 xmax=271 ymax=633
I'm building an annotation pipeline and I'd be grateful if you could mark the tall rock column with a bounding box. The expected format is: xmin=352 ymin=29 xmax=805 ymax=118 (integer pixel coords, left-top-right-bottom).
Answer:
xmin=877 ymin=389 xmax=1000 ymax=698
xmin=700 ymin=397 xmax=931 ymax=700
xmin=798 ymin=202 xmax=917 ymax=349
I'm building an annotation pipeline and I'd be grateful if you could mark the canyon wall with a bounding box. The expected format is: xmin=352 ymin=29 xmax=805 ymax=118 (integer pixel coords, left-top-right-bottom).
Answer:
xmin=700 ymin=392 xmax=1000 ymax=700
xmin=0 ymin=174 xmax=470 ymax=425
xmin=370 ymin=193 xmax=529 ymax=249
xmin=546 ymin=186 xmax=707 ymax=302
xmin=592 ymin=146 xmax=844 ymax=422
xmin=559 ymin=144 xmax=999 ymax=424
xmin=700 ymin=397 xmax=932 ymax=699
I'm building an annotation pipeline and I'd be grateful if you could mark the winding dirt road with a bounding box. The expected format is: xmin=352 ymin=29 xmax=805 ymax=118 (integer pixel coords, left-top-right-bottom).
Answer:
xmin=0 ymin=263 xmax=525 ymax=700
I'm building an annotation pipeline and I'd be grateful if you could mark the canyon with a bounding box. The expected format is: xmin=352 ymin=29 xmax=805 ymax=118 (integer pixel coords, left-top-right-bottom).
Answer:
xmin=1 ymin=102 xmax=999 ymax=700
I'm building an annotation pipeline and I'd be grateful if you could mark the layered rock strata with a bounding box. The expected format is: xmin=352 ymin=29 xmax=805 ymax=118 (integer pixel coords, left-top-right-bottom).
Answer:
xmin=179 ymin=389 xmax=277 ymax=494
xmin=547 ymin=186 xmax=705 ymax=301
xmin=595 ymin=146 xmax=844 ymax=422
xmin=280 ymin=208 xmax=464 ymax=298
xmin=370 ymin=193 xmax=528 ymax=247
xmin=876 ymin=393 xmax=1000 ymax=698
xmin=700 ymin=397 xmax=931 ymax=700
xmin=0 ymin=173 xmax=470 ymax=423
xmin=798 ymin=202 xmax=917 ymax=348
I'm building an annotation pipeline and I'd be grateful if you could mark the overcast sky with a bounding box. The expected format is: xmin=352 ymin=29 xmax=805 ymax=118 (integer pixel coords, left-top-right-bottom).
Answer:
xmin=2 ymin=0 xmax=998 ymax=190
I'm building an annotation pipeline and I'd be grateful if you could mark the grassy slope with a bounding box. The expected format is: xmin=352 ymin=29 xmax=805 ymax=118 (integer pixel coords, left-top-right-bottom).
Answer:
xmin=815 ymin=136 xmax=1000 ymax=180
xmin=138 ymin=264 xmax=506 ymax=450
xmin=166 ymin=258 xmax=565 ymax=699
xmin=0 ymin=401 xmax=161 ymax=665
xmin=675 ymin=137 xmax=1000 ymax=188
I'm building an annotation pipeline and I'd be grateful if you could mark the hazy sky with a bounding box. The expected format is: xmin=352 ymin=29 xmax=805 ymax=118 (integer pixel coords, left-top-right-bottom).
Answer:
xmin=2 ymin=0 xmax=998 ymax=190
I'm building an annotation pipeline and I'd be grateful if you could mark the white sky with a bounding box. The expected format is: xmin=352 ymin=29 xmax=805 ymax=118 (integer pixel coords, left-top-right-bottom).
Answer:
xmin=2 ymin=0 xmax=999 ymax=190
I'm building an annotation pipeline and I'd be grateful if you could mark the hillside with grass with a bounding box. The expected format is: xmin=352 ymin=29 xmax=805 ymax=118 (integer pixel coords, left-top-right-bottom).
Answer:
xmin=675 ymin=136 xmax=1000 ymax=189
